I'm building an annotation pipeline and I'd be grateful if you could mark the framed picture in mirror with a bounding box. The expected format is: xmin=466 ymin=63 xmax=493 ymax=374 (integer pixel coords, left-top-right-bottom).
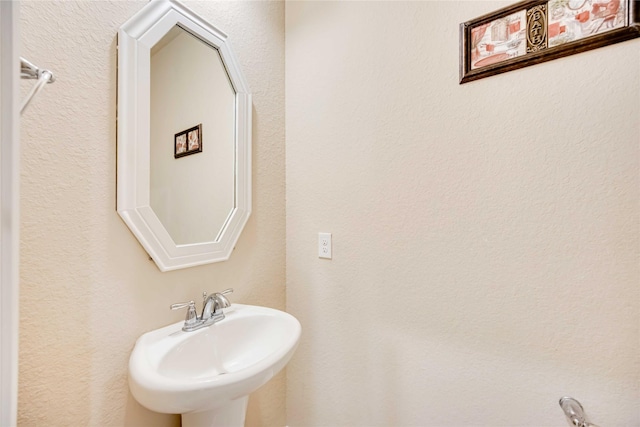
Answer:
xmin=175 ymin=124 xmax=202 ymax=158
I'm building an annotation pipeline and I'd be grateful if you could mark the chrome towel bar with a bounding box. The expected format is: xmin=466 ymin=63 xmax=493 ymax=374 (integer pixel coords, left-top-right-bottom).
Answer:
xmin=20 ymin=57 xmax=55 ymax=114
xmin=560 ymin=397 xmax=600 ymax=427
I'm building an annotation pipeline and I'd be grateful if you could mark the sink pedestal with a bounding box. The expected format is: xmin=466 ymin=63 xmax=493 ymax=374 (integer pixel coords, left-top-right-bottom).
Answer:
xmin=182 ymin=397 xmax=249 ymax=427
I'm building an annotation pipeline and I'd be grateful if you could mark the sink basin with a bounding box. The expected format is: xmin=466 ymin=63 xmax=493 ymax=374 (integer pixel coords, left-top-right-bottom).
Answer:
xmin=129 ymin=304 xmax=301 ymax=426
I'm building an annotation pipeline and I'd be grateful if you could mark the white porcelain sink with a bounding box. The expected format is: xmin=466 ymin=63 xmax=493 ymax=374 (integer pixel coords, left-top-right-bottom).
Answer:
xmin=129 ymin=304 xmax=301 ymax=427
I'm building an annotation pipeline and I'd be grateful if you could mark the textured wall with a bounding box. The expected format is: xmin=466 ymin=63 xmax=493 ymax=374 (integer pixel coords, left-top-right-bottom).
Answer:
xmin=285 ymin=1 xmax=639 ymax=426
xmin=19 ymin=1 xmax=285 ymax=426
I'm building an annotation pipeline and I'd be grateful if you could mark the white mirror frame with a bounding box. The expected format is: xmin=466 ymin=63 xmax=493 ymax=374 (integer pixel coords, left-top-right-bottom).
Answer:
xmin=117 ymin=0 xmax=251 ymax=272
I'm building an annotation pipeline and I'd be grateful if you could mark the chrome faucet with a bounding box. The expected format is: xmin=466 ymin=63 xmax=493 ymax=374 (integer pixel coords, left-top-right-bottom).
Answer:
xmin=202 ymin=290 xmax=232 ymax=320
xmin=170 ymin=288 xmax=233 ymax=332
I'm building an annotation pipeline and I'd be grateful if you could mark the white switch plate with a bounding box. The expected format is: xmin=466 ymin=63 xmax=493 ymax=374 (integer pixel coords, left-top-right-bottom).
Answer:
xmin=318 ymin=232 xmax=332 ymax=259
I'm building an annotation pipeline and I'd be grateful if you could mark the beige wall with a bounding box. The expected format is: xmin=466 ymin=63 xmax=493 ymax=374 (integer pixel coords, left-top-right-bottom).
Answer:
xmin=19 ymin=1 xmax=285 ymax=426
xmin=17 ymin=0 xmax=640 ymax=425
xmin=285 ymin=1 xmax=639 ymax=426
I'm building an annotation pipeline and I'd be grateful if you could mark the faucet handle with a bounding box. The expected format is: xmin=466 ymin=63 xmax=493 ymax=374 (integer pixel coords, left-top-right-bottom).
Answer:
xmin=203 ymin=288 xmax=233 ymax=295
xmin=202 ymin=288 xmax=233 ymax=302
xmin=170 ymin=300 xmax=198 ymax=327
xmin=170 ymin=301 xmax=194 ymax=310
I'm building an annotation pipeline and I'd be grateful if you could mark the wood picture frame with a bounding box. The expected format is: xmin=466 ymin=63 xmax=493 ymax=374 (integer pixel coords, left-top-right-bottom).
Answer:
xmin=174 ymin=124 xmax=202 ymax=158
xmin=460 ymin=0 xmax=640 ymax=84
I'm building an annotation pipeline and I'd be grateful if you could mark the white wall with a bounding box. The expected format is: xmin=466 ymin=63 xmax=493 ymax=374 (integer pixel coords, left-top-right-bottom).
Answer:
xmin=285 ymin=1 xmax=639 ymax=426
xmin=19 ymin=1 xmax=285 ymax=426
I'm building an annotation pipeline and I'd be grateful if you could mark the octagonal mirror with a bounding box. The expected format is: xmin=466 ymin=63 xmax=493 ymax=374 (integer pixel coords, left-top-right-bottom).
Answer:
xmin=117 ymin=0 xmax=251 ymax=271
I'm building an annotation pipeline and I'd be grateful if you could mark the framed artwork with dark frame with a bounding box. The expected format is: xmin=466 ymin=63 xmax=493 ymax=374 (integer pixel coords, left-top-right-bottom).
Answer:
xmin=460 ymin=0 xmax=640 ymax=84
xmin=174 ymin=124 xmax=202 ymax=158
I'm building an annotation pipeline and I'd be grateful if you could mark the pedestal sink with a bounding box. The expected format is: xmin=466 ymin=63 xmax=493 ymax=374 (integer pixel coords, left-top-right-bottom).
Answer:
xmin=128 ymin=304 xmax=301 ymax=427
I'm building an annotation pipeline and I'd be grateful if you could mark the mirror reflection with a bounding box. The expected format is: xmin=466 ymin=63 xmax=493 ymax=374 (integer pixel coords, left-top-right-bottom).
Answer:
xmin=150 ymin=26 xmax=236 ymax=245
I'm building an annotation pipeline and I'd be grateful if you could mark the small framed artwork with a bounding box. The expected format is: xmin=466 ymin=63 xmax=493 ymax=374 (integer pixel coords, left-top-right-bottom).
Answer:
xmin=460 ymin=0 xmax=640 ymax=83
xmin=174 ymin=124 xmax=203 ymax=158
